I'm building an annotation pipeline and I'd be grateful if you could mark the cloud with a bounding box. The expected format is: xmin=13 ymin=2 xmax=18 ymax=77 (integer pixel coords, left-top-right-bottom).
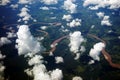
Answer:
xmin=10 ymin=4 xmax=18 ymax=9
xmin=55 ymin=56 xmax=64 ymax=64
xmin=89 ymin=42 xmax=105 ymax=61
xmin=69 ymin=31 xmax=85 ymax=59
xmin=50 ymin=69 xmax=63 ymax=80
xmin=0 ymin=51 xmax=6 ymax=59
xmin=69 ymin=31 xmax=85 ymax=53
xmin=96 ymin=12 xmax=104 ymax=18
xmin=6 ymin=32 xmax=16 ymax=38
xmin=28 ymin=55 xmax=43 ymax=66
xmin=16 ymin=25 xmax=42 ymax=55
xmin=0 ymin=37 xmax=11 ymax=47
xmin=72 ymin=76 xmax=83 ymax=80
xmin=67 ymin=18 xmax=82 ymax=27
xmin=91 ymin=25 xmax=95 ymax=29
xmin=18 ymin=7 xmax=32 ymax=23
xmin=32 ymin=65 xmax=63 ymax=80
xmin=0 ymin=51 xmax=6 ymax=80
xmin=96 ymin=12 xmax=112 ymax=26
xmin=62 ymin=14 xmax=72 ymax=21
xmin=63 ymin=0 xmax=77 ymax=13
xmin=40 ymin=26 xmax=48 ymax=30
xmin=41 ymin=0 xmax=58 ymax=5
xmin=40 ymin=6 xmax=49 ymax=10
xmin=101 ymin=15 xmax=112 ymax=26
xmin=83 ymin=0 xmax=120 ymax=10
xmin=0 ymin=63 xmax=5 ymax=80
xmin=32 ymin=64 xmax=50 ymax=80
xmin=18 ymin=0 xmax=32 ymax=4
xmin=88 ymin=60 xmax=95 ymax=64
xmin=0 ymin=0 xmax=10 ymax=6
xmin=118 ymin=36 xmax=120 ymax=39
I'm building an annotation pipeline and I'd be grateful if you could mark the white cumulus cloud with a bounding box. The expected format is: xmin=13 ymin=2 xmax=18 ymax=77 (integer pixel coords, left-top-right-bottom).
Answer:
xmin=6 ymin=32 xmax=16 ymax=38
xmin=0 ymin=51 xmax=6 ymax=59
xmin=96 ymin=12 xmax=104 ymax=18
xmin=40 ymin=6 xmax=49 ymax=10
xmin=41 ymin=0 xmax=58 ymax=5
xmin=55 ymin=56 xmax=64 ymax=64
xmin=101 ymin=15 xmax=112 ymax=26
xmin=83 ymin=0 xmax=120 ymax=10
xmin=63 ymin=0 xmax=77 ymax=13
xmin=10 ymin=4 xmax=18 ymax=9
xmin=0 ymin=51 xmax=6 ymax=80
xmin=18 ymin=7 xmax=32 ymax=23
xmin=69 ymin=31 xmax=85 ymax=59
xmin=62 ymin=14 xmax=72 ymax=21
xmin=96 ymin=12 xmax=112 ymax=26
xmin=28 ymin=55 xmax=43 ymax=66
xmin=18 ymin=0 xmax=32 ymax=4
xmin=89 ymin=42 xmax=105 ymax=61
xmin=0 ymin=0 xmax=10 ymax=6
xmin=32 ymin=65 xmax=63 ymax=80
xmin=16 ymin=25 xmax=42 ymax=55
xmin=67 ymin=18 xmax=82 ymax=27
xmin=0 ymin=37 xmax=11 ymax=47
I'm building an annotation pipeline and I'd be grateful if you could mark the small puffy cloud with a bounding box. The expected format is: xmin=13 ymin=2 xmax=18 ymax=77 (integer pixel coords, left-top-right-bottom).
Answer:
xmin=24 ymin=69 xmax=33 ymax=76
xmin=28 ymin=55 xmax=43 ymax=66
xmin=16 ymin=25 xmax=42 ymax=55
xmin=83 ymin=0 xmax=120 ymax=10
xmin=118 ymin=36 xmax=120 ymax=39
xmin=63 ymin=0 xmax=77 ymax=13
xmin=89 ymin=42 xmax=105 ymax=61
xmin=69 ymin=31 xmax=85 ymax=54
xmin=96 ymin=12 xmax=104 ymax=18
xmin=62 ymin=14 xmax=72 ymax=21
xmin=50 ymin=17 xmax=56 ymax=20
xmin=40 ymin=26 xmax=48 ymax=30
xmin=32 ymin=65 xmax=63 ymax=80
xmin=55 ymin=56 xmax=64 ymax=64
xmin=88 ymin=6 xmax=99 ymax=10
xmin=0 ymin=51 xmax=6 ymax=80
xmin=91 ymin=25 xmax=95 ymax=29
xmin=0 ymin=63 xmax=5 ymax=78
xmin=41 ymin=0 xmax=58 ymax=5
xmin=96 ymin=12 xmax=112 ymax=26
xmin=32 ymin=65 xmax=50 ymax=80
xmin=6 ymin=32 xmax=16 ymax=38
xmin=0 ymin=51 xmax=6 ymax=59
xmin=0 ymin=37 xmax=11 ymax=47
xmin=18 ymin=0 xmax=32 ymax=4
xmin=72 ymin=76 xmax=83 ymax=80
xmin=18 ymin=7 xmax=32 ymax=23
xmin=67 ymin=19 xmax=82 ymax=27
xmin=10 ymin=4 xmax=18 ymax=9
xmin=50 ymin=69 xmax=63 ymax=80
xmin=0 ymin=0 xmax=10 ymax=6
xmin=40 ymin=6 xmax=49 ymax=10
xmin=101 ymin=15 xmax=112 ymax=26
xmin=88 ymin=60 xmax=95 ymax=64
xmin=0 ymin=63 xmax=5 ymax=72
